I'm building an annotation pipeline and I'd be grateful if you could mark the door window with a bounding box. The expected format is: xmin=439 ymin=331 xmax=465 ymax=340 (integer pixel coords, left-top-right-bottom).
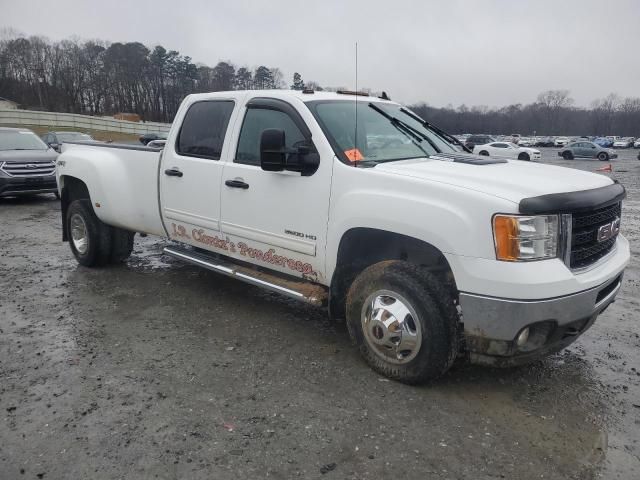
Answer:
xmin=235 ymin=108 xmax=306 ymax=166
xmin=176 ymin=101 xmax=235 ymax=160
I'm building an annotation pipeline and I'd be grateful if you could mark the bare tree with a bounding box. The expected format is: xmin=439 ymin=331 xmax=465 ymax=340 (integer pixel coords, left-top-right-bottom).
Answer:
xmin=536 ymin=89 xmax=574 ymax=134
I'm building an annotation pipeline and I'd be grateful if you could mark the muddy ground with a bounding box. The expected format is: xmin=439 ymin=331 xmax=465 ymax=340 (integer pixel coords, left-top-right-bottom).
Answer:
xmin=1 ymin=149 xmax=639 ymax=479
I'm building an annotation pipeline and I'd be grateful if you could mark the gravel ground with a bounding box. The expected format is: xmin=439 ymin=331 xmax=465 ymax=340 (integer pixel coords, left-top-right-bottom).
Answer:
xmin=1 ymin=148 xmax=638 ymax=479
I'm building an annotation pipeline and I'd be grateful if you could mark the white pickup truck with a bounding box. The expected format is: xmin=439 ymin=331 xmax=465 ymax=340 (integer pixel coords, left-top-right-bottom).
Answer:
xmin=56 ymin=90 xmax=629 ymax=383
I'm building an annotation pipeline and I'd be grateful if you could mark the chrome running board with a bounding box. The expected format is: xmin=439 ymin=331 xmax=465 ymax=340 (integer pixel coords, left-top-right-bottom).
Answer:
xmin=163 ymin=245 xmax=328 ymax=307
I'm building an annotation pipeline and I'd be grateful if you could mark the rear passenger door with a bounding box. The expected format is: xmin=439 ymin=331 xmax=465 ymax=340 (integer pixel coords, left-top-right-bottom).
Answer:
xmin=160 ymin=98 xmax=237 ymax=244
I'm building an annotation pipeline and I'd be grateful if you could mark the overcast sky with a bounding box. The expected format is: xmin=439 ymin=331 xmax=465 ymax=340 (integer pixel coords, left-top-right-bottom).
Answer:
xmin=2 ymin=0 xmax=639 ymax=107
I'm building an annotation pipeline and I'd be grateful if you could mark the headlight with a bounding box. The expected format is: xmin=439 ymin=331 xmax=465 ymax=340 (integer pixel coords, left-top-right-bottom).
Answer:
xmin=493 ymin=214 xmax=559 ymax=261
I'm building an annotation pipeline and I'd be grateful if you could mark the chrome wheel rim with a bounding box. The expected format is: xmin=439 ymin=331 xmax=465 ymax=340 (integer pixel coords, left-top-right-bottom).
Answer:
xmin=70 ymin=213 xmax=89 ymax=255
xmin=361 ymin=290 xmax=422 ymax=364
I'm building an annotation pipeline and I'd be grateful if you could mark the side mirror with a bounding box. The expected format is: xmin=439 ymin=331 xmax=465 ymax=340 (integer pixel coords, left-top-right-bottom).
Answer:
xmin=260 ymin=129 xmax=287 ymax=172
xmin=50 ymin=143 xmax=60 ymax=151
xmin=260 ymin=129 xmax=320 ymax=177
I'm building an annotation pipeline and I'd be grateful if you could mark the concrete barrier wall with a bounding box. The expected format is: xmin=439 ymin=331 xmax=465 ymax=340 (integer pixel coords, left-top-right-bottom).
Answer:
xmin=0 ymin=109 xmax=171 ymax=134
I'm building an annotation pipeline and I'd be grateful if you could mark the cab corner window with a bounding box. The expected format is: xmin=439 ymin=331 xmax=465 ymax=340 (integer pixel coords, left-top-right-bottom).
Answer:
xmin=235 ymin=108 xmax=306 ymax=166
xmin=176 ymin=101 xmax=234 ymax=160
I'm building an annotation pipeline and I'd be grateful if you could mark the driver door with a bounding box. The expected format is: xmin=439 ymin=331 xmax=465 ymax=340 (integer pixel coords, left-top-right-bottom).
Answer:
xmin=585 ymin=143 xmax=598 ymax=158
xmin=491 ymin=143 xmax=509 ymax=158
xmin=219 ymin=98 xmax=332 ymax=283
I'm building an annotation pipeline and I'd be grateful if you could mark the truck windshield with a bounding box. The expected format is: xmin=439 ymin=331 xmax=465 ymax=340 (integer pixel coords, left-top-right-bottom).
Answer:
xmin=307 ymin=100 xmax=457 ymax=164
xmin=0 ymin=131 xmax=49 ymax=151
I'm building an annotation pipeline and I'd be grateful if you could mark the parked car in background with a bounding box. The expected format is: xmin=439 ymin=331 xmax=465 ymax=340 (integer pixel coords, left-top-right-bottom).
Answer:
xmin=535 ymin=136 xmax=555 ymax=147
xmin=554 ymin=136 xmax=570 ymax=147
xmin=0 ymin=127 xmax=58 ymax=198
xmin=594 ymin=137 xmax=614 ymax=148
xmin=558 ymin=141 xmax=617 ymax=161
xmin=146 ymin=139 xmax=166 ymax=149
xmin=139 ymin=132 xmax=168 ymax=145
xmin=42 ymin=131 xmax=95 ymax=152
xmin=464 ymin=134 xmax=495 ymax=151
xmin=613 ymin=137 xmax=634 ymax=148
xmin=518 ymin=137 xmax=533 ymax=147
xmin=634 ymin=138 xmax=640 ymax=148
xmin=510 ymin=134 xmax=521 ymax=144
xmin=473 ymin=141 xmax=541 ymax=161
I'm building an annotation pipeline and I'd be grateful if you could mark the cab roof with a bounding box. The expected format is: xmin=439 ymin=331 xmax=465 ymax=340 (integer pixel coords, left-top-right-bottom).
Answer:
xmin=183 ymin=89 xmax=397 ymax=105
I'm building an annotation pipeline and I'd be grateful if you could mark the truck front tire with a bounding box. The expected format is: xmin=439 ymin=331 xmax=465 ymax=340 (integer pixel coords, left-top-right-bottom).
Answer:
xmin=345 ymin=261 xmax=459 ymax=384
xmin=66 ymin=199 xmax=134 ymax=267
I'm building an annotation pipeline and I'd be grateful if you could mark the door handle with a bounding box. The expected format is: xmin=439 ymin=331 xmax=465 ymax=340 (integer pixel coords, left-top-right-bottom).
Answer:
xmin=164 ymin=167 xmax=183 ymax=177
xmin=225 ymin=179 xmax=249 ymax=189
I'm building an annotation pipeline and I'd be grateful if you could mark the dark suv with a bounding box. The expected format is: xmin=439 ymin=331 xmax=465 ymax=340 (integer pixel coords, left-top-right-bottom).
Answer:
xmin=464 ymin=135 xmax=495 ymax=151
xmin=0 ymin=127 xmax=58 ymax=198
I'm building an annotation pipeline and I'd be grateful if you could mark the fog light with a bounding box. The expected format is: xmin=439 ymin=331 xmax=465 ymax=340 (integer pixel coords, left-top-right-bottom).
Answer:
xmin=516 ymin=328 xmax=530 ymax=347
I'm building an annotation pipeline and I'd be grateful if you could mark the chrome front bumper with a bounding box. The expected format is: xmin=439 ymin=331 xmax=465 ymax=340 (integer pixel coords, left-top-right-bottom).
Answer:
xmin=459 ymin=273 xmax=623 ymax=365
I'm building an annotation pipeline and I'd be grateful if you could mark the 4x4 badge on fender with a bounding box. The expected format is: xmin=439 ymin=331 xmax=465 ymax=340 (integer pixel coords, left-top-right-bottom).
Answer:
xmin=597 ymin=218 xmax=620 ymax=243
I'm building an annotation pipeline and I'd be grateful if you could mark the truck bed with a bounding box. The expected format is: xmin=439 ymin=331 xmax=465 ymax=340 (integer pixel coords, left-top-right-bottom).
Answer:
xmin=58 ymin=142 xmax=166 ymax=236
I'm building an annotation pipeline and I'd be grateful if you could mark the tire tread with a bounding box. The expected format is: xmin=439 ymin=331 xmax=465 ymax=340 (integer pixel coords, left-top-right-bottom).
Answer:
xmin=345 ymin=261 xmax=460 ymax=384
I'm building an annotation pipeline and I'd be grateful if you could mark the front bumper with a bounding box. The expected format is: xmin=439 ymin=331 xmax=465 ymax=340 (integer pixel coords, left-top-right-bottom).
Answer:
xmin=459 ymin=273 xmax=623 ymax=366
xmin=0 ymin=175 xmax=58 ymax=197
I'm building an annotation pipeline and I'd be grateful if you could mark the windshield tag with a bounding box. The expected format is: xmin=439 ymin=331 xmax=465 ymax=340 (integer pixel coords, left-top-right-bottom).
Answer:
xmin=344 ymin=148 xmax=364 ymax=162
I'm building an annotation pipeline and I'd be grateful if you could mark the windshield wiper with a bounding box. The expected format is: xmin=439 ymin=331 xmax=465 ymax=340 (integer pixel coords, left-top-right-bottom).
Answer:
xmin=399 ymin=107 xmax=472 ymax=153
xmin=368 ymin=103 xmax=441 ymax=153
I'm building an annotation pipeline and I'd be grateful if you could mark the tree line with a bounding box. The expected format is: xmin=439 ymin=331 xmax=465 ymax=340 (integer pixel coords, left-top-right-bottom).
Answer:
xmin=1 ymin=33 xmax=639 ymax=135
xmin=0 ymin=34 xmax=321 ymax=122
xmin=412 ymin=90 xmax=640 ymax=137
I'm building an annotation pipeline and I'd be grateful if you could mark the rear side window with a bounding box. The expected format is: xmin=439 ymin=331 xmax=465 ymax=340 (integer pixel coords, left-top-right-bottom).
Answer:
xmin=176 ymin=101 xmax=235 ymax=160
xmin=235 ymin=108 xmax=305 ymax=166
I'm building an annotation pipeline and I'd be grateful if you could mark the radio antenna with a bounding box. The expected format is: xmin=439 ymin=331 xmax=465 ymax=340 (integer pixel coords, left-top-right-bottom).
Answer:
xmin=354 ymin=41 xmax=358 ymax=165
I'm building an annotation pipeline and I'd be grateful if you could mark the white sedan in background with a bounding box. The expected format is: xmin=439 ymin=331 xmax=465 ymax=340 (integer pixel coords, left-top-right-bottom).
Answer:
xmin=473 ymin=141 xmax=541 ymax=161
xmin=613 ymin=137 xmax=634 ymax=148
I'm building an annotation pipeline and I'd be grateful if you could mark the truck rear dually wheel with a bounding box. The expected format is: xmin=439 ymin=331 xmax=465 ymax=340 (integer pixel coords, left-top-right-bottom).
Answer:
xmin=345 ymin=261 xmax=459 ymax=384
xmin=67 ymin=199 xmax=112 ymax=266
xmin=66 ymin=199 xmax=134 ymax=267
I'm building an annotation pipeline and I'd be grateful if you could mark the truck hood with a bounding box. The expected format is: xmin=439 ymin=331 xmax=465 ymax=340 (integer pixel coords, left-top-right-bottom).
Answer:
xmin=0 ymin=149 xmax=58 ymax=163
xmin=374 ymin=155 xmax=613 ymax=204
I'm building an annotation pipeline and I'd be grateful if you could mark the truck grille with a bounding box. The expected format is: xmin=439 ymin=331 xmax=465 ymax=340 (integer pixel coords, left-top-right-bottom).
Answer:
xmin=1 ymin=161 xmax=56 ymax=177
xmin=570 ymin=202 xmax=620 ymax=269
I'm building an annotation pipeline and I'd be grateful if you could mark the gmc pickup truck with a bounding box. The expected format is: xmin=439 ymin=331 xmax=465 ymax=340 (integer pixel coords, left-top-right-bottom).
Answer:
xmin=56 ymin=90 xmax=629 ymax=384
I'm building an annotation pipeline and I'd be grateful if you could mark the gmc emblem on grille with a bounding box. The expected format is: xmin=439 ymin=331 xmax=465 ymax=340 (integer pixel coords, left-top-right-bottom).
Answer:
xmin=597 ymin=218 xmax=620 ymax=243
